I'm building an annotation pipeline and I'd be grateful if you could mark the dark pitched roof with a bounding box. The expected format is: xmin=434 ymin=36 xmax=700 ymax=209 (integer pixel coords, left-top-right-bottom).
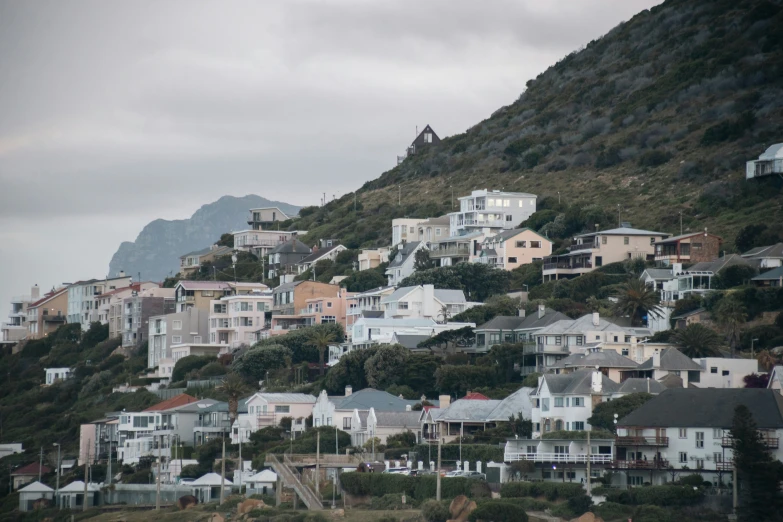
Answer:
xmin=687 ymin=254 xmax=750 ymax=273
xmin=299 ymin=245 xmax=343 ymax=265
xmin=392 ymin=334 xmax=432 ymax=349
xmin=655 ymin=231 xmax=722 ymax=244
xmin=742 ymin=243 xmax=783 ymax=259
xmin=332 ymin=388 xmax=417 ymax=411
xmin=476 ymin=315 xmax=526 ymax=331
xmin=476 ymin=308 xmax=570 ymax=332
xmin=753 ymin=266 xmax=783 ymax=281
xmin=637 ymin=348 xmax=703 ymax=371
xmin=616 ymin=378 xmax=667 ymax=394
xmin=618 ymin=388 xmax=783 ymax=429
xmin=671 ymin=307 xmax=707 ymax=320
xmin=388 ymin=242 xmax=422 ymax=268
xmin=551 ymin=350 xmax=640 ymax=369
xmin=658 ymin=372 xmax=684 ymax=388
xmin=270 ymin=239 xmax=311 ymax=255
xmin=542 ymin=369 xmax=619 ymax=395
xmin=11 ymin=463 xmax=51 ymax=476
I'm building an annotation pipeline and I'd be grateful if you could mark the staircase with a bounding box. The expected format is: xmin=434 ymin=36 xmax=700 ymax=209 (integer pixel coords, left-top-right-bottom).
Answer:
xmin=265 ymin=453 xmax=323 ymax=510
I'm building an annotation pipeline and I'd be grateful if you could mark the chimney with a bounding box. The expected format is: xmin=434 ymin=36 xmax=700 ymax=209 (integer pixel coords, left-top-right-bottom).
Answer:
xmin=119 ymin=271 xmax=125 ymax=278
xmin=439 ymin=394 xmax=451 ymax=409
xmin=591 ymin=370 xmax=603 ymax=393
xmin=345 ymin=385 xmax=353 ymax=396
xmin=538 ymin=304 xmax=545 ymax=319
xmin=405 ymin=405 xmax=412 ymax=411
xmin=652 ymin=351 xmax=661 ymax=369
xmin=31 ymin=285 xmax=40 ymax=300
xmin=518 ymin=308 xmax=526 ymax=318
xmin=592 ymin=312 xmax=600 ymax=327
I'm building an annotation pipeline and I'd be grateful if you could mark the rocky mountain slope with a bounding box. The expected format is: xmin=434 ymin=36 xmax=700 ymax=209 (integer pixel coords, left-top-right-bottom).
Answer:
xmin=293 ymin=0 xmax=783 ymax=251
xmin=109 ymin=195 xmax=300 ymax=282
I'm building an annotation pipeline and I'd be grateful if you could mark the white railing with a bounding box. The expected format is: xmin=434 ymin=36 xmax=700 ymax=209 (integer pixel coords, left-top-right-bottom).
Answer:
xmin=504 ymin=453 xmax=613 ymax=463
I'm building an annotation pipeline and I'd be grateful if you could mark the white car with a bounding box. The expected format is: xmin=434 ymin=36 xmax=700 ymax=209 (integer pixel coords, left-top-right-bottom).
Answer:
xmin=445 ymin=470 xmax=464 ymax=477
xmin=383 ymin=467 xmax=411 ymax=475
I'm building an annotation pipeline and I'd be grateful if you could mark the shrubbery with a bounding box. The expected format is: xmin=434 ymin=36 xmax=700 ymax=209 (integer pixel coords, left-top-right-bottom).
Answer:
xmin=468 ymin=501 xmax=528 ymax=522
xmin=500 ymin=481 xmax=585 ymax=500
xmin=598 ymin=485 xmax=704 ymax=506
xmin=421 ymin=499 xmax=450 ymax=522
xmin=339 ymin=473 xmax=490 ymax=501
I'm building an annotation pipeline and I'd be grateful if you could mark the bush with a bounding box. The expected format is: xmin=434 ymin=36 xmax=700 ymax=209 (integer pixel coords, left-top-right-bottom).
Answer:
xmin=421 ymin=499 xmax=451 ymax=522
xmin=678 ymin=474 xmax=704 ymax=487
xmin=633 ymin=504 xmax=674 ymax=522
xmin=370 ymin=493 xmax=407 ymax=510
xmin=500 ymin=481 xmax=585 ymax=500
xmin=595 ymin=502 xmax=634 ymax=521
xmin=339 ymin=473 xmax=490 ymax=501
xmin=601 ymin=485 xmax=704 ymax=506
xmin=638 ymin=149 xmax=672 ymax=167
xmin=468 ymin=501 xmax=528 ymax=522
xmin=567 ymin=494 xmax=594 ymax=516
xmin=171 ymin=355 xmax=216 ymax=382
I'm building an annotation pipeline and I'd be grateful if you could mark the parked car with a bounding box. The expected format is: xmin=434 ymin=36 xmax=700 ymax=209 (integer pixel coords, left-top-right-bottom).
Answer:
xmin=383 ymin=467 xmax=411 ymax=475
xmin=445 ymin=470 xmax=464 ymax=477
xmin=409 ymin=469 xmax=436 ymax=477
xmin=462 ymin=471 xmax=486 ymax=480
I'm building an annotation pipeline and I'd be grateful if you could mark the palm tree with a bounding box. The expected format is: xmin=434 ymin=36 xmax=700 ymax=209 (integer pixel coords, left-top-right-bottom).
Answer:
xmin=220 ymin=373 xmax=251 ymax=426
xmin=757 ymin=350 xmax=778 ymax=372
xmin=673 ymin=324 xmax=723 ymax=358
xmin=613 ymin=279 xmax=661 ymax=326
xmin=438 ymin=305 xmax=451 ymax=324
xmin=309 ymin=329 xmax=338 ymax=375
xmin=713 ymin=297 xmax=747 ymax=357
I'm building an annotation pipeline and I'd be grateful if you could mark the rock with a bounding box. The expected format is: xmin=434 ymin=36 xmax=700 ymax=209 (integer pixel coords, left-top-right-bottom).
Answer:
xmin=570 ymin=513 xmax=604 ymax=522
xmin=238 ymin=498 xmax=269 ymax=514
xmin=208 ymin=514 xmax=225 ymax=522
xmin=176 ymin=494 xmax=198 ymax=510
xmin=448 ymin=495 xmax=477 ymax=522
xmin=331 ymin=508 xmax=345 ymax=518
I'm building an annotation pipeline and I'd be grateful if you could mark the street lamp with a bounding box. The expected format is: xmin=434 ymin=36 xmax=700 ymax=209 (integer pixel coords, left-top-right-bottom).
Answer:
xmin=231 ymin=254 xmax=238 ymax=285
xmin=751 ymin=338 xmax=759 ymax=358
xmin=53 ymin=443 xmax=61 ymax=507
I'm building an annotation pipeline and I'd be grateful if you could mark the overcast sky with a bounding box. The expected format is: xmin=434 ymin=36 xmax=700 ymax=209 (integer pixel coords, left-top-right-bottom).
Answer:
xmin=0 ymin=0 xmax=660 ymax=329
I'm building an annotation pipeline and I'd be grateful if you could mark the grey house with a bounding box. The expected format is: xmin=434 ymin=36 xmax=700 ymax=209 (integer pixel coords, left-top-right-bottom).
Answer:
xmin=148 ymin=307 xmax=210 ymax=369
xmin=121 ymin=292 xmax=176 ymax=348
xmin=267 ymin=239 xmax=311 ymax=279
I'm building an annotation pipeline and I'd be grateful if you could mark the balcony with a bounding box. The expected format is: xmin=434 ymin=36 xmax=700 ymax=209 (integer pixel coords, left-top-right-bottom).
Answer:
xmin=430 ymin=246 xmax=472 ymax=258
xmin=716 ymin=460 xmax=734 ymax=471
xmin=504 ymin=453 xmax=613 ymax=464
xmin=42 ymin=314 xmax=66 ymax=323
xmin=722 ymin=435 xmax=779 ymax=449
xmin=525 ymin=344 xmax=571 ymax=355
xmin=569 ymin=242 xmax=598 ymax=253
xmin=543 ymin=260 xmax=593 ymax=271
xmin=196 ymin=418 xmax=231 ymax=430
xmin=612 ymin=459 xmax=669 ymax=469
xmin=615 ymin=436 xmax=669 ymax=447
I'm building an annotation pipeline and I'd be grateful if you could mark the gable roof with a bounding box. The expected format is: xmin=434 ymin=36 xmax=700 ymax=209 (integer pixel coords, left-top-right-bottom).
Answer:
xmin=18 ymin=481 xmax=53 ymax=493
xmin=247 ymin=470 xmax=277 ymax=483
xmin=618 ymin=388 xmax=783 ymax=428
xmin=374 ymin=410 xmax=421 ymax=429
xmin=192 ymin=472 xmax=233 ymax=486
xmin=176 ymin=281 xmax=231 ymax=291
xmin=28 ymin=288 xmax=69 ymax=309
xmin=388 ymin=242 xmax=423 ymax=269
xmin=331 ymin=388 xmax=417 ymax=412
xmin=753 ymin=266 xmax=783 ymax=281
xmin=758 ymin=143 xmax=783 ymax=160
xmin=640 ymin=268 xmax=674 ymax=280
xmin=484 ymin=228 xmax=552 ymax=244
xmin=432 ymin=399 xmax=502 ymax=422
xmin=742 ymin=243 xmax=783 ymax=259
xmin=687 ymin=254 xmax=751 ymax=274
xmin=542 ymin=370 xmax=620 ymax=395
xmin=476 ymin=308 xmax=570 ymax=332
xmin=390 ymin=333 xmax=432 ymax=349
xmin=59 ymin=481 xmax=101 ymax=493
xmin=181 ymin=245 xmax=232 ymax=259
xmin=768 ymin=366 xmax=783 ymax=389
xmin=245 ymin=393 xmax=316 ymax=405
xmin=418 ymin=216 xmax=450 ymax=227
xmin=270 ymin=239 xmax=311 ymax=255
xmin=463 ymin=392 xmax=490 ymax=400
xmin=11 ymin=463 xmax=51 ymax=476
xmin=412 ymin=124 xmax=439 ymax=145
xmin=299 ymin=244 xmax=345 ymax=265
xmin=536 ymin=314 xmax=634 ymax=336
xmin=616 ymin=378 xmax=667 ymax=394
xmin=485 ymin=387 xmax=535 ymax=421
xmin=550 ymin=349 xmax=640 ymax=370
xmin=143 ymin=393 xmax=199 ymax=412
xmin=249 ymin=206 xmax=292 ymax=219
xmin=671 ymin=307 xmax=707 ymax=320
xmin=637 ymin=348 xmax=703 ymax=371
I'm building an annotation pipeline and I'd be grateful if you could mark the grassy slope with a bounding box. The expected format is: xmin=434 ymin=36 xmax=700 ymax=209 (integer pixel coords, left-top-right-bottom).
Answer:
xmin=295 ymin=0 xmax=783 ymax=251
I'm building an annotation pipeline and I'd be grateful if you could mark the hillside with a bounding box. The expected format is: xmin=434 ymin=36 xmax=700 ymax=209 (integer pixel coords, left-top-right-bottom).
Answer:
xmin=108 ymin=195 xmax=301 ymax=282
xmin=293 ymin=0 xmax=783 ymax=251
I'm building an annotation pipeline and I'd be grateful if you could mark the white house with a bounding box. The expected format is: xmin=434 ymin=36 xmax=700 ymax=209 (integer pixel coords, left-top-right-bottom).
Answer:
xmin=246 ymin=470 xmax=278 ymax=496
xmin=504 ymin=437 xmax=615 ymax=483
xmin=386 ymin=242 xmax=428 ymax=286
xmin=631 ymin=348 xmax=705 ymax=388
xmin=746 ymin=142 xmax=783 ymax=179
xmin=392 ymin=218 xmax=424 ymax=248
xmin=346 ymin=286 xmax=395 ymax=333
xmin=348 ymin=317 xmax=475 ymax=349
xmin=615 ymin=388 xmax=783 ymax=486
xmin=311 ymin=387 xmax=422 ymax=432
xmin=380 ymin=285 xmax=477 ymax=321
xmin=209 ymin=292 xmax=272 ymax=348
xmin=691 ymin=357 xmax=759 ymax=388
xmin=56 ymin=481 xmax=101 ymax=509
xmin=18 ymin=481 xmax=54 ymax=512
xmin=660 ymin=256 xmax=752 ymax=305
xmin=45 ymin=367 xmax=72 ymax=386
xmin=148 ymin=307 xmax=210 ymax=370
xmin=742 ymin=242 xmax=783 ymax=269
xmin=297 ymin=244 xmax=348 ymax=274
xmin=350 ymin=408 xmax=422 ymax=446
xmin=67 ymin=275 xmax=133 ymax=330
xmin=231 ymin=393 xmax=316 ymax=443
xmin=191 ymin=473 xmax=233 ymax=503
xmin=473 ymin=306 xmax=570 ymax=354
xmin=448 ymin=189 xmax=537 ymax=236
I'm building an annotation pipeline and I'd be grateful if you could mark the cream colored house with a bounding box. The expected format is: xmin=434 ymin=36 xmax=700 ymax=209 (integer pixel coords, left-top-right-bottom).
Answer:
xmin=478 ymin=228 xmax=552 ymax=270
xmin=392 ymin=218 xmax=424 ymax=247
xmin=358 ymin=248 xmax=390 ymax=271
xmin=209 ymin=292 xmax=272 ymax=347
xmin=543 ymin=226 xmax=668 ymax=282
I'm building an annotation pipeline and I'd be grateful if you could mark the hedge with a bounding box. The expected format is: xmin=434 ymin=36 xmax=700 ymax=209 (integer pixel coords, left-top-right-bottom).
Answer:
xmin=500 ymin=481 xmax=585 ymax=500
xmin=468 ymin=501 xmax=529 ymax=522
xmin=410 ymin=444 xmax=504 ymax=464
xmin=339 ymin=473 xmax=491 ymax=501
xmin=599 ymin=485 xmax=704 ymax=506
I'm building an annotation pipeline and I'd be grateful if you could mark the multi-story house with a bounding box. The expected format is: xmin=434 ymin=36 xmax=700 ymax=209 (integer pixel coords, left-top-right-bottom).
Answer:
xmin=271 ymin=280 xmax=341 ymax=318
xmin=160 ymin=342 xmax=224 ymax=377
xmin=392 ymin=218 xmax=424 ymax=248
xmin=209 ymin=292 xmax=272 ymax=347
xmin=477 ymin=228 xmax=552 ymax=270
xmin=416 ymin=216 xmax=450 ymax=245
xmin=230 ymin=393 xmax=316 ymax=443
xmin=473 ymin=306 xmax=570 ymax=355
xmin=26 ymin=287 xmax=68 ymax=340
xmin=193 ymin=401 xmax=239 ymax=446
xmin=267 ymin=239 xmax=312 ymax=279
xmin=173 ymin=281 xmax=231 ymax=313
xmin=753 ymin=266 xmax=783 ymax=287
xmin=121 ymin=287 xmax=176 ymax=348
xmin=79 ymin=415 xmax=120 ymax=465
xmin=179 ymin=245 xmax=233 ymax=277
xmin=386 ymin=241 xmax=427 ymax=285
xmin=2 ymin=286 xmax=37 ymax=342
xmin=346 ymin=286 xmax=395 ymax=333
xmin=614 ymin=388 xmax=783 ymax=486
xmin=357 ymin=248 xmax=390 ymax=271
xmin=429 ymin=231 xmax=485 ymax=267
xmin=97 ymin=282 xmax=160 ymax=331
xmin=504 ymin=435 xmax=616 ymax=483
xmin=654 ymin=231 xmax=722 ymax=266
xmin=550 ymin=348 xmax=645 ymax=383
xmin=247 ymin=207 xmax=293 ymax=230
xmin=742 ymin=242 xmax=783 ymax=269
xmin=691 ymin=357 xmax=759 ymax=389
xmin=311 ymin=387 xmax=422 ymax=432
xmin=296 ymin=244 xmax=348 ymax=275
xmin=448 ymin=189 xmax=537 ymax=237
xmin=531 ymin=313 xmax=652 ymax=372
xmin=67 ymin=274 xmax=133 ymax=330
xmin=622 ymin=348 xmax=704 ymax=388
xmin=291 ymin=290 xmax=355 ymax=332
xmin=659 ymin=255 xmax=752 ymax=305
xmin=45 ymin=367 xmax=72 ymax=385
xmin=350 ymin=408 xmax=423 ymax=447
xmin=349 ymin=317 xmax=475 ymax=349
xmin=532 ymin=371 xmax=614 ymax=437
xmin=398 ymin=125 xmax=440 ymax=163
xmin=148 ymin=307 xmax=210 ymax=369
xmin=543 ymin=226 xmax=668 ymax=282
xmin=233 ymin=229 xmax=295 ymax=260
xmin=380 ymin=285 xmax=477 ymax=321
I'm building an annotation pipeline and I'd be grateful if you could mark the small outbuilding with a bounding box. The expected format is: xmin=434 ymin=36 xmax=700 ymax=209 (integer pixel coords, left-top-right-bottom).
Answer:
xmin=245 ymin=469 xmax=277 ymax=496
xmin=191 ymin=473 xmax=233 ymax=503
xmin=18 ymin=481 xmax=54 ymax=512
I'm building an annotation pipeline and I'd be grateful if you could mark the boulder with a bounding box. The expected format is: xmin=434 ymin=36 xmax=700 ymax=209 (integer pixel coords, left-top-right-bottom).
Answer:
xmin=448 ymin=495 xmax=477 ymax=522
xmin=238 ymin=498 xmax=269 ymax=514
xmin=331 ymin=508 xmax=345 ymax=518
xmin=570 ymin=513 xmax=604 ymax=522
xmin=176 ymin=494 xmax=198 ymax=510
xmin=208 ymin=514 xmax=225 ymax=522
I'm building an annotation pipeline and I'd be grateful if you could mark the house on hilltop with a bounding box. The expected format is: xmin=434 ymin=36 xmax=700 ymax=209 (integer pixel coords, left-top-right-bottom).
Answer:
xmin=398 ymin=125 xmax=440 ymax=164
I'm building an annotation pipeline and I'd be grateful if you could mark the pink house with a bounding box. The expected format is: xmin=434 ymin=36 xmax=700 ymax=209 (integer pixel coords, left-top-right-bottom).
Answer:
xmin=269 ymin=288 xmax=354 ymax=336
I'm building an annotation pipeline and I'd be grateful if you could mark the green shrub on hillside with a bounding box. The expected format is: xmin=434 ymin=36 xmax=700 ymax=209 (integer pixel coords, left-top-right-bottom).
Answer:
xmin=468 ymin=501 xmax=528 ymax=522
xmin=600 ymin=485 xmax=704 ymax=506
xmin=171 ymin=355 xmax=217 ymax=382
xmin=500 ymin=481 xmax=584 ymax=500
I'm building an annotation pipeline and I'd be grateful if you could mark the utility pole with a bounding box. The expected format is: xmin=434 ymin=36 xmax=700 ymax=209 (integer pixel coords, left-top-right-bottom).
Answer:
xmin=155 ymin=435 xmax=161 ymax=511
xmin=220 ymin=436 xmax=226 ymax=504
xmin=679 ymin=211 xmax=683 ymax=235
xmin=398 ymin=185 xmax=401 ymax=206
xmin=586 ymin=429 xmax=592 ymax=496
xmin=107 ymin=428 xmax=112 ymax=487
xmin=436 ymin=433 xmax=442 ymax=501
xmin=354 ymin=192 xmax=357 ymax=212
xmin=335 ymin=423 xmax=339 ymax=456
xmin=238 ymin=432 xmax=243 ymax=495
xmin=316 ymin=431 xmax=321 ymax=496
xmin=53 ymin=443 xmax=61 ymax=507
xmin=39 ymin=447 xmax=43 ymax=482
xmin=617 ymin=204 xmax=621 ymax=227
xmin=83 ymin=443 xmax=89 ymax=512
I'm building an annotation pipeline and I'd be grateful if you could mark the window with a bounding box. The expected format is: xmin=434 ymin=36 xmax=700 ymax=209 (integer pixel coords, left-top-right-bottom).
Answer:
xmin=488 ymin=198 xmax=494 ymax=206
xmin=696 ymin=459 xmax=704 ymax=469
xmin=476 ymin=334 xmax=486 ymax=346
xmin=576 ymin=336 xmax=583 ymax=345
xmin=172 ymin=320 xmax=182 ymax=330
xmin=710 ymin=367 xmax=718 ymax=374
xmin=595 ymin=256 xmax=603 ymax=267
xmin=193 ymin=336 xmax=202 ymax=343
xmin=714 ymin=452 xmax=722 ymax=463
xmin=542 ymin=471 xmax=551 ymax=479
xmin=554 ymin=397 xmax=564 ymax=407
xmin=622 ymin=348 xmax=629 ymax=356
xmin=722 ymin=370 xmax=729 ymax=376
xmin=624 ymin=335 xmax=631 ymax=343
xmin=505 ymin=215 xmax=513 ymax=222
xmin=489 ymin=333 xmax=501 ymax=344
xmin=343 ymin=417 xmax=351 ymax=429
xmin=172 ymin=336 xmax=182 ymax=344
xmin=573 ymin=421 xmax=585 ymax=430
xmin=504 ymin=199 xmax=510 ymax=207
xmin=573 ymin=397 xmax=583 ymax=407
xmin=554 ymin=445 xmax=568 ymax=454
xmin=530 ymin=241 xmax=541 ymax=248
xmin=409 ymin=226 xmax=414 ymax=233
xmin=679 ymin=452 xmax=688 ymax=463
xmin=516 ymin=241 xmax=527 ymax=248
xmin=614 ymin=336 xmax=619 ymax=342
xmin=629 ymin=476 xmax=644 ymax=486
xmin=555 ymin=336 xmax=562 ymax=345
xmin=692 ymin=242 xmax=703 ymax=250
xmin=601 ymin=236 xmax=607 ymax=245
xmin=508 ymin=257 xmax=518 ymax=263
xmin=327 ymin=302 xmax=332 ymax=308
xmin=713 ymin=429 xmax=722 ymax=438
xmin=321 ymin=316 xmax=336 ymax=324
xmin=541 ymin=398 xmax=550 ymax=412
xmin=624 ymin=237 xmax=630 ymax=245
xmin=679 ymin=428 xmax=687 ymax=439
xmin=696 ymin=432 xmax=704 ymax=448
xmin=423 ymin=132 xmax=432 ymax=143
xmin=275 ymin=405 xmax=290 ymax=413
xmin=436 ymin=228 xmax=441 ymax=236
xmin=202 ymin=290 xmax=214 ymax=297
xmin=257 ymin=302 xmax=266 ymax=312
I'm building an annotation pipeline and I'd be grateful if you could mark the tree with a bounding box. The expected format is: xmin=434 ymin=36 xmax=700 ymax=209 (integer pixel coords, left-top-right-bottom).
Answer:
xmin=341 ymin=268 xmax=387 ymax=292
xmin=588 ymin=393 xmax=654 ymax=433
xmin=414 ymin=248 xmax=435 ymax=271
xmin=308 ymin=328 xmax=338 ymax=376
xmin=757 ymin=350 xmax=779 ymax=372
xmin=416 ymin=326 xmax=475 ymax=354
xmin=673 ymin=324 xmax=722 ymax=358
xmin=715 ymin=265 xmax=758 ymax=289
xmin=364 ymin=344 xmax=410 ymax=389
xmin=743 ymin=373 xmax=770 ymax=388
xmin=256 ymin=323 xmax=344 ymax=364
xmin=437 ymin=304 xmax=451 ymax=324
xmin=232 ymin=344 xmax=292 ymax=382
xmin=324 ymin=345 xmax=379 ymax=393
xmin=400 ymin=263 xmax=511 ymax=301
xmin=217 ymin=232 xmax=234 ymax=248
xmin=219 ymin=373 xmax=251 ymax=425
xmin=172 ymin=355 xmax=217 ymax=382
xmin=435 ymin=365 xmax=496 ymax=396
xmin=731 ymin=405 xmax=783 ymax=520
xmin=613 ymin=279 xmax=661 ymax=326
xmin=713 ymin=297 xmax=747 ymax=356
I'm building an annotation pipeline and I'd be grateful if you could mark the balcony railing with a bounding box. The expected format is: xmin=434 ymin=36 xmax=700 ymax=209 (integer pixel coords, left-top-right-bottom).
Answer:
xmin=430 ymin=246 xmax=472 ymax=258
xmin=543 ymin=260 xmax=593 ymax=271
xmin=615 ymin=436 xmax=669 ymax=447
xmin=612 ymin=459 xmax=669 ymax=469
xmin=569 ymin=242 xmax=597 ymax=253
xmin=505 ymin=453 xmax=613 ymax=464
xmin=722 ymin=435 xmax=779 ymax=449
xmin=196 ymin=419 xmax=231 ymax=428
xmin=716 ymin=460 xmax=734 ymax=471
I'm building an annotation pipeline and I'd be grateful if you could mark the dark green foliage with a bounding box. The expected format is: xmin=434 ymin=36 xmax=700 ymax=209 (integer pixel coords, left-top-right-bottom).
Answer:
xmin=567 ymin=494 xmax=594 ymax=517
xmin=217 ymin=232 xmax=234 ymax=248
xmin=600 ymin=485 xmax=704 ymax=506
xmin=400 ymin=263 xmax=511 ymax=301
xmin=701 ymin=111 xmax=756 ymax=145
xmin=421 ymin=499 xmax=451 ymax=522
xmin=341 ymin=267 xmax=388 ymax=292
xmin=588 ymin=393 xmax=654 ymax=433
xmin=678 ymin=474 xmax=705 ymax=487
xmin=468 ymin=501 xmax=528 ymax=522
xmin=339 ymin=472 xmax=489 ymax=501
xmin=81 ymin=322 xmax=109 ymax=348
xmin=452 ymin=295 xmax=523 ymax=325
xmin=714 ymin=264 xmax=758 ymax=289
xmin=417 ymin=326 xmax=475 ymax=350
xmin=324 ymin=345 xmax=379 ymax=393
xmin=254 ymin=323 xmax=344 ymax=364
xmin=734 ymin=224 xmax=783 ymax=252
xmin=435 ymin=365 xmax=497 ymax=395
xmin=409 ymin=444 xmax=504 ymax=464
xmin=171 ymin=355 xmax=217 ymax=382
xmin=500 ymin=481 xmax=585 ymax=500
xmin=385 ymin=431 xmax=417 ymax=449
xmin=232 ymin=344 xmax=292 ymax=382
xmin=673 ymin=324 xmax=723 ymax=357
